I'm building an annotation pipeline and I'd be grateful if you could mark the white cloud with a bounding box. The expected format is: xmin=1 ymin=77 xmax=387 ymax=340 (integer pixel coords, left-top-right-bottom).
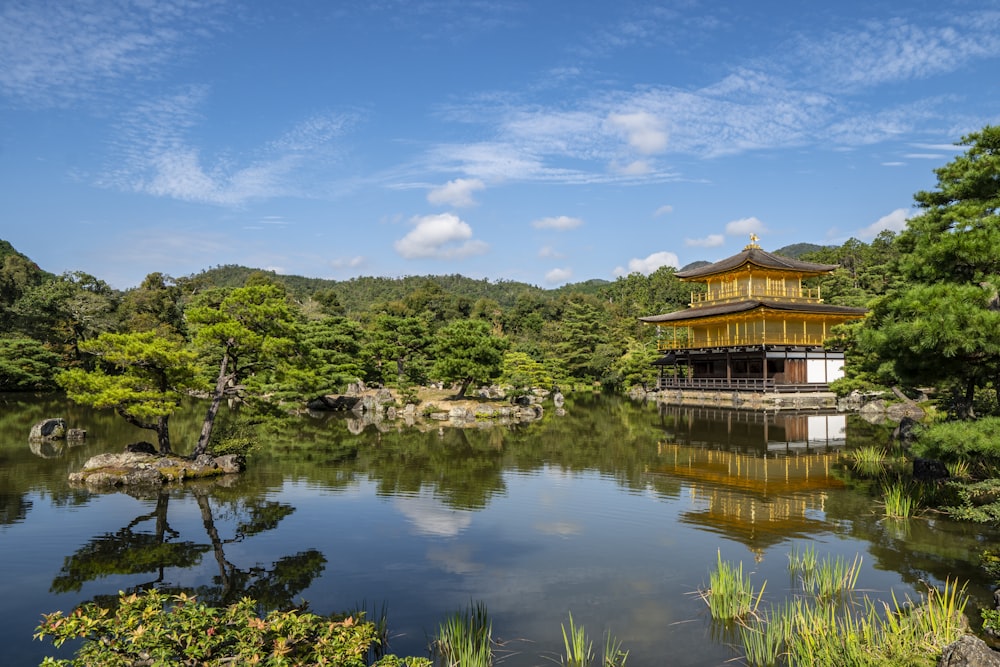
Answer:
xmin=653 ymin=205 xmax=674 ymax=217
xmin=616 ymin=159 xmax=653 ymax=175
xmin=605 ymin=111 xmax=669 ymax=154
xmin=331 ymin=256 xmax=366 ymax=269
xmin=545 ymin=267 xmax=573 ymax=284
xmin=858 ymin=208 xmax=911 ymax=239
xmin=685 ymin=234 xmax=725 ymax=248
xmin=725 ymin=217 xmax=768 ymax=236
xmin=614 ymin=251 xmax=679 ymax=276
xmin=538 ymin=246 xmax=562 ymax=258
xmin=427 ymin=178 xmax=486 ymax=207
xmin=532 ymin=215 xmax=583 ymax=230
xmin=394 ymin=213 xmax=489 ymax=259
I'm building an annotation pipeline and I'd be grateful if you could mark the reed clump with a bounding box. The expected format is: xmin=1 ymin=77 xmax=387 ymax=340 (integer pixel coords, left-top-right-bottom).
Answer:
xmin=701 ymin=550 xmax=766 ymax=621
xmin=729 ymin=548 xmax=970 ymax=667
xmin=850 ymin=446 xmax=888 ymax=477
xmin=882 ymin=481 xmax=918 ymax=519
xmin=558 ymin=612 xmax=629 ymax=667
xmin=432 ymin=601 xmax=494 ymax=667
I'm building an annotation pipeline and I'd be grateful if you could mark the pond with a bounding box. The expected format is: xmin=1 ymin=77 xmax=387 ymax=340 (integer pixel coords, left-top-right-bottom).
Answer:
xmin=1 ymin=392 xmax=996 ymax=666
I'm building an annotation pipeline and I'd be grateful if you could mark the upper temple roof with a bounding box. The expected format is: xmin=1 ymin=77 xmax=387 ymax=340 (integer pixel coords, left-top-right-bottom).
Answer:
xmin=676 ymin=246 xmax=839 ymax=281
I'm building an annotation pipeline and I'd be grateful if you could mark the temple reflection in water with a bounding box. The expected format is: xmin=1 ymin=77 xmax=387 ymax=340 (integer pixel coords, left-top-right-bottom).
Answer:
xmin=650 ymin=406 xmax=851 ymax=557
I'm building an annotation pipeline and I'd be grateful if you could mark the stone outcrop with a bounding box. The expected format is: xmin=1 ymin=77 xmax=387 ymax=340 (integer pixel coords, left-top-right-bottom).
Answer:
xmin=938 ymin=635 xmax=1000 ymax=667
xmin=69 ymin=451 xmax=246 ymax=489
xmin=305 ymin=385 xmax=559 ymax=430
xmin=29 ymin=418 xmax=67 ymax=440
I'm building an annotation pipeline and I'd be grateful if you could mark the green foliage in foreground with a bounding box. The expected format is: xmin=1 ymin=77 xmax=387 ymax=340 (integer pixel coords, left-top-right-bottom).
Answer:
xmin=35 ymin=589 xmax=430 ymax=667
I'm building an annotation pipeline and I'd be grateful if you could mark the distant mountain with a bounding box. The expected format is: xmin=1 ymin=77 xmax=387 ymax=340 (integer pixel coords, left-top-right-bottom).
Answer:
xmin=679 ymin=260 xmax=711 ymax=273
xmin=771 ymin=243 xmax=831 ymax=259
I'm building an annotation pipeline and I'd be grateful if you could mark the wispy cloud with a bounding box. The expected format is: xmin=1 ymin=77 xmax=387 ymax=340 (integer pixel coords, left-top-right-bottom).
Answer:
xmin=685 ymin=234 xmax=725 ymax=248
xmin=0 ymin=0 xmax=228 ymax=108
xmin=394 ymin=213 xmax=489 ymax=259
xmin=792 ymin=13 xmax=1000 ymax=91
xmin=331 ymin=255 xmax=366 ymax=270
xmin=100 ymin=88 xmax=354 ymax=205
xmin=538 ymin=246 xmax=562 ymax=258
xmin=532 ymin=215 xmax=583 ymax=230
xmin=420 ymin=9 xmax=1000 ymax=186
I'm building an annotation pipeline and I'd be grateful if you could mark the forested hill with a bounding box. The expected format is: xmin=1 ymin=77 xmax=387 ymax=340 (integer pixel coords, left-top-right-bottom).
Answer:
xmin=176 ymin=264 xmax=616 ymax=312
xmin=1 ymin=238 xmax=845 ymax=317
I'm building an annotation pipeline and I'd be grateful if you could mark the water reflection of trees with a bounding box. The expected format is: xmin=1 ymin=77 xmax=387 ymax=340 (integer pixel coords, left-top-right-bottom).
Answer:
xmin=50 ymin=483 xmax=325 ymax=611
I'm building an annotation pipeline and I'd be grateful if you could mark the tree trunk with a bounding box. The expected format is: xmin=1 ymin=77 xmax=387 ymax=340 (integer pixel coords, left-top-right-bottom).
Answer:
xmin=155 ymin=415 xmax=172 ymax=455
xmin=191 ymin=345 xmax=233 ymax=459
xmin=118 ymin=409 xmax=170 ymax=455
xmin=960 ymin=375 xmax=977 ymax=420
xmin=455 ymin=377 xmax=472 ymax=398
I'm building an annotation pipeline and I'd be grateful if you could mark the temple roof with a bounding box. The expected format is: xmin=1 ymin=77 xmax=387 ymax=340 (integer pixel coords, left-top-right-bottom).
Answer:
xmin=675 ymin=246 xmax=839 ymax=280
xmin=639 ymin=299 xmax=868 ymax=324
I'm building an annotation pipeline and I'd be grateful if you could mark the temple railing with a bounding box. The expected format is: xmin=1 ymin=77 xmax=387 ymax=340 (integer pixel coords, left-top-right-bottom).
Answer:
xmin=654 ymin=377 xmax=830 ymax=392
xmin=690 ymin=286 xmax=821 ymax=305
xmin=655 ymin=332 xmax=826 ymax=351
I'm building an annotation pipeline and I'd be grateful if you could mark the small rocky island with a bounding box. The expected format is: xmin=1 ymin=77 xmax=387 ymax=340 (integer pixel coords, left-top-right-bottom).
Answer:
xmin=67 ymin=450 xmax=245 ymax=488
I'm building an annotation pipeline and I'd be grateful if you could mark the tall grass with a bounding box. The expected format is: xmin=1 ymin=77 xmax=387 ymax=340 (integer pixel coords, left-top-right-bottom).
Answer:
xmin=789 ymin=547 xmax=861 ymax=599
xmin=788 ymin=545 xmax=819 ymax=590
xmin=560 ymin=613 xmax=593 ymax=667
xmin=882 ymin=482 xmax=917 ymax=518
xmin=433 ymin=601 xmax=493 ymax=667
xmin=814 ymin=554 xmax=863 ymax=599
xmin=736 ymin=559 xmax=970 ymax=667
xmin=738 ymin=608 xmax=787 ymax=667
xmin=946 ymin=459 xmax=971 ymax=479
xmin=850 ymin=446 xmax=887 ymax=477
xmin=701 ymin=550 xmax=766 ymax=621
xmin=558 ymin=613 xmax=629 ymax=667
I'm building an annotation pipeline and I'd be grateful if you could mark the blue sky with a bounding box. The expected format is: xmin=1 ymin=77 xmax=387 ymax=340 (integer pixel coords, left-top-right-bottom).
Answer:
xmin=2 ymin=1 xmax=998 ymax=290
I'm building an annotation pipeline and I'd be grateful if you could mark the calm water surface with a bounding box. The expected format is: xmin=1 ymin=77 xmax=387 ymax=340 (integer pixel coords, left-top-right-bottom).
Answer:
xmin=1 ymin=393 xmax=996 ymax=666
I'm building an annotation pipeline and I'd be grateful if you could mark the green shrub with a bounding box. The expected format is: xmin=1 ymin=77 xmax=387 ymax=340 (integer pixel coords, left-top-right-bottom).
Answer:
xmin=941 ymin=478 xmax=1000 ymax=523
xmin=35 ymin=589 xmax=430 ymax=667
xmin=911 ymin=417 xmax=1000 ymax=464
